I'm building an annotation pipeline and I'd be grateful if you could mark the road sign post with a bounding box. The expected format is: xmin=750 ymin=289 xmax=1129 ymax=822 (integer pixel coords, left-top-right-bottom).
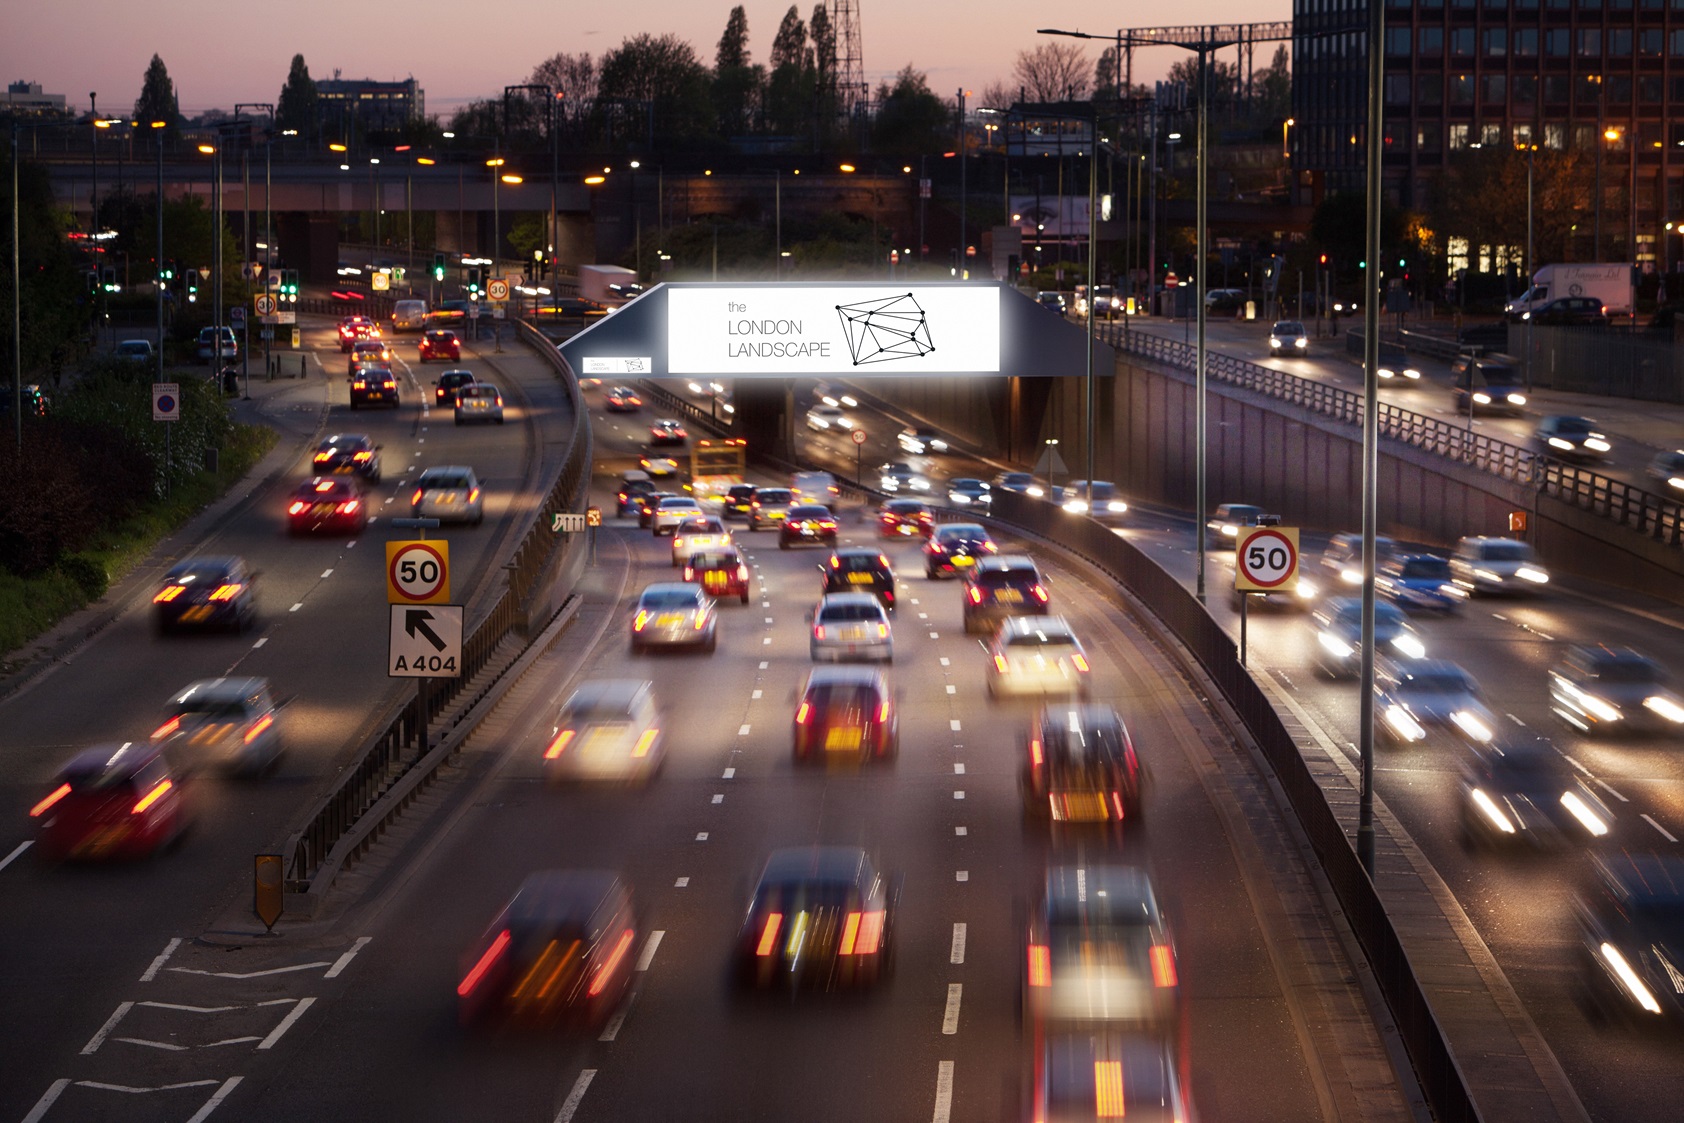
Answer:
xmin=851 ymin=426 xmax=867 ymax=483
xmin=152 ymin=383 xmax=180 ymax=422
xmin=1235 ymin=526 xmax=1299 ymax=667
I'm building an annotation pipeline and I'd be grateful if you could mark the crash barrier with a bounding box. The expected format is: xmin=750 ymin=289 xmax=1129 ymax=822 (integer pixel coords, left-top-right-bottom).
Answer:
xmin=1102 ymin=323 xmax=1684 ymax=550
xmin=283 ymin=321 xmax=592 ymax=894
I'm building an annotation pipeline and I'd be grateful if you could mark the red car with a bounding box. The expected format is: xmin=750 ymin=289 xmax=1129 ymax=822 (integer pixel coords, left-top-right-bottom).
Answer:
xmin=877 ymin=498 xmax=934 ymax=539
xmin=793 ymin=667 xmax=898 ymax=764
xmin=31 ymin=742 xmax=190 ymax=861
xmin=287 ymin=477 xmax=367 ymax=535
xmin=683 ymin=548 xmax=752 ymax=604
xmin=337 ymin=316 xmax=381 ymax=352
xmin=418 ymin=329 xmax=461 ymax=362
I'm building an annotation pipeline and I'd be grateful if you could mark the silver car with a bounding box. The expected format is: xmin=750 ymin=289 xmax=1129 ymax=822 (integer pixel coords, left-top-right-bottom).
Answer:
xmin=1549 ymin=645 xmax=1684 ymax=737
xmin=152 ymin=677 xmax=284 ymax=776
xmin=809 ymin=593 xmax=893 ymax=663
xmin=1375 ymin=659 xmax=1495 ymax=745
xmin=412 ymin=466 xmax=483 ymax=525
xmin=542 ymin=679 xmax=664 ymax=783
xmin=630 ymin=582 xmax=717 ymax=654
xmin=1449 ymin=536 xmax=1550 ymax=595
xmin=986 ymin=615 xmax=1092 ymax=699
xmin=454 ymin=383 xmax=505 ymax=425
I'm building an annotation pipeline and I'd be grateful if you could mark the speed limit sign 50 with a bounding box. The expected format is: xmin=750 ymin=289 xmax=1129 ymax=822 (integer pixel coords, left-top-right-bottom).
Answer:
xmin=1235 ymin=526 xmax=1299 ymax=592
xmin=386 ymin=540 xmax=451 ymax=605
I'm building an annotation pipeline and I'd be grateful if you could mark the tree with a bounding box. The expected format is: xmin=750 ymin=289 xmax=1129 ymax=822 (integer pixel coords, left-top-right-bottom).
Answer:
xmin=276 ymin=54 xmax=318 ymax=138
xmin=871 ymin=66 xmax=949 ymax=156
xmin=133 ymin=54 xmax=179 ymax=131
xmin=713 ymin=7 xmax=763 ymax=137
xmin=717 ymin=6 xmax=750 ymax=69
xmin=529 ymin=53 xmax=597 ymax=137
xmin=1254 ymin=46 xmax=1291 ymax=122
xmin=764 ymin=7 xmax=812 ymax=136
xmin=1093 ymin=47 xmax=1121 ymax=103
xmin=808 ymin=4 xmax=841 ymax=149
xmin=1166 ymin=56 xmax=1240 ymax=110
xmin=1012 ymin=42 xmax=1089 ymax=103
xmin=769 ymin=6 xmax=809 ymax=72
xmin=0 ymin=151 xmax=84 ymax=384
xmin=595 ymin=34 xmax=715 ymax=148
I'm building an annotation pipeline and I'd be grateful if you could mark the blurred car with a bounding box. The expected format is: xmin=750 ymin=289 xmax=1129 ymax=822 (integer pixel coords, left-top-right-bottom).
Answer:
xmin=732 ymin=847 xmax=897 ymax=991
xmin=337 ymin=316 xmax=380 ymax=351
xmin=417 ymin=329 xmax=460 ymax=362
xmin=987 ymin=615 xmax=1091 ymax=698
xmin=947 ymin=478 xmax=993 ymax=508
xmin=1376 ymin=345 xmax=1423 ymax=384
xmin=805 ymin=404 xmax=855 ymax=432
xmin=30 ymin=742 xmax=190 ymax=861
xmin=879 ymin=461 xmax=932 ymax=494
xmin=877 ymin=498 xmax=934 ymax=539
xmin=1535 ymin=415 xmax=1613 ymax=462
xmin=1205 ymin=503 xmax=1265 ymax=549
xmin=813 ymin=382 xmax=858 ymax=409
xmin=1460 ymin=735 xmax=1612 ymax=850
xmin=153 ymin=556 xmax=257 ymax=634
xmin=616 ymin=470 xmax=656 ymax=517
xmin=670 ymin=515 xmax=732 ymax=567
xmin=651 ymin=495 xmax=703 ymax=536
xmin=152 ymin=677 xmax=284 ymax=777
xmin=349 ymin=365 xmax=399 ymax=409
xmin=1449 ymin=535 xmax=1550 ymax=595
xmin=286 ymin=477 xmax=368 ymax=535
xmin=962 ymin=554 xmax=1049 ymax=634
xmin=721 ymin=483 xmax=757 ymax=521
xmin=1549 ymin=645 xmax=1684 ymax=737
xmin=454 ymin=383 xmax=505 ymax=425
xmin=1647 ymin=449 xmax=1684 ymax=494
xmin=196 ymin=326 xmax=238 ymax=363
xmin=819 ymin=549 xmax=896 ymax=611
xmin=924 ymin=522 xmax=998 ymax=579
xmin=456 ymin=870 xmax=639 ymax=1029
xmin=1231 ymin=569 xmax=1319 ymax=612
xmin=809 ymin=592 xmax=893 ymax=663
xmin=1576 ymin=851 xmax=1684 ymax=1025
xmin=1528 ymin=295 xmax=1608 ymax=326
xmin=310 ymin=433 xmax=382 ymax=483
xmin=629 ymin=582 xmax=717 ymax=654
xmin=648 ymin=418 xmax=688 ymax=446
xmin=411 ymin=466 xmax=483 ymax=525
xmin=1375 ymin=659 xmax=1495 ymax=745
xmin=683 ymin=548 xmax=752 ymax=604
xmin=1022 ymin=704 xmax=1144 ymax=826
xmin=1268 ymin=320 xmax=1308 ymax=356
xmin=115 ymin=338 xmax=154 ymax=364
xmin=748 ymin=487 xmax=796 ymax=530
xmin=542 ymin=680 xmax=664 ymax=783
xmin=1451 ymin=356 xmax=1528 ymax=416
xmin=635 ymin=491 xmax=679 ymax=530
xmin=898 ymin=426 xmax=949 ymax=455
xmin=638 ymin=454 xmax=682 ymax=480
xmin=539 ymin=296 xmax=613 ymax=320
xmin=346 ymin=338 xmax=393 ymax=375
xmin=433 ymin=369 xmax=477 ymax=407
xmin=1035 ymin=291 xmax=1068 ymax=316
xmin=791 ymin=471 xmax=840 ymax=508
xmin=1061 ymin=480 xmax=1127 ymax=521
xmin=1378 ymin=553 xmax=1466 ymax=614
xmin=1311 ymin=597 xmax=1425 ymax=679
xmin=603 ymin=386 xmax=642 ymax=412
xmin=780 ymin=504 xmax=839 ymax=550
xmin=793 ymin=666 xmax=898 ymax=764
xmin=1033 ymin=1032 xmax=1190 ymax=1123
xmin=993 ymin=471 xmax=1045 ymax=497
xmin=1320 ymin=533 xmax=1397 ymax=588
xmin=1025 ymin=865 xmax=1179 ymax=1033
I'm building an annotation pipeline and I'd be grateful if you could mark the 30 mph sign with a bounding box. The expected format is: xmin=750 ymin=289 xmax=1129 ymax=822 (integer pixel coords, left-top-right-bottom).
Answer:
xmin=1235 ymin=526 xmax=1299 ymax=592
xmin=386 ymin=540 xmax=451 ymax=605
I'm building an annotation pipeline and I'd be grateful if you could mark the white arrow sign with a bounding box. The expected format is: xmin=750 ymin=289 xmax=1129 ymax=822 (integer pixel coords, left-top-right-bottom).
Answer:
xmin=388 ymin=605 xmax=463 ymax=678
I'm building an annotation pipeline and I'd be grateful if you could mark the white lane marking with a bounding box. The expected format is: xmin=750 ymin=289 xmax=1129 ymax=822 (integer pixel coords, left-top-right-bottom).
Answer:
xmin=1559 ymin=752 xmax=1593 ymax=776
xmin=597 ymin=1008 xmax=627 ymax=1042
xmin=763 ymin=637 xmax=772 ymax=645
xmin=289 ymin=603 xmax=303 ymax=613
xmin=112 ymin=1037 xmax=187 ymax=1052
xmin=949 ymin=720 xmax=961 ymax=732
xmin=183 ymin=1076 xmax=244 ymax=1123
xmin=950 ymin=924 xmax=967 ymax=964
xmin=955 ymin=871 xmax=969 ymax=882
xmin=251 ymin=637 xmax=267 ymax=649
xmin=759 ymin=661 xmax=769 ymax=669
xmin=696 ymin=832 xmax=709 ymax=841
xmin=384 ymin=497 xmax=394 ymax=504
xmin=931 ymin=1061 xmax=955 ymax=1123
xmin=764 ymin=617 xmax=774 ymax=624
xmin=139 ymin=938 xmax=182 ymax=982
xmin=325 ymin=936 xmax=373 ymax=978
xmin=722 ymin=767 xmax=736 ymax=779
xmin=321 ymin=569 xmax=333 ymax=578
xmin=953 ymin=763 xmax=965 ymax=774
xmin=739 ymin=725 xmax=752 ymax=736
xmin=712 ymin=794 xmax=724 ymax=804
xmin=81 ymin=1003 xmax=135 ymax=1054
xmin=954 ymin=826 xmax=967 ymax=836
xmin=953 ymin=790 xmax=965 ymax=800
xmin=910 ymin=598 xmax=920 ymax=605
xmin=256 ymin=997 xmax=315 ymax=1049
xmin=636 ymin=930 xmax=665 ymax=972
xmin=675 ymin=877 xmax=690 ymax=888
xmin=918 ymin=612 xmax=929 ymax=620
xmin=553 ymin=1070 xmax=597 ymax=1123
xmin=1643 ymin=814 xmax=1678 ymax=842
xmin=930 ymin=632 xmax=940 ymax=639
xmin=346 ymin=541 xmax=356 ymax=548
xmin=939 ymin=657 xmax=950 ymax=667
xmin=20 ymin=1078 xmax=70 ymax=1123
xmin=945 ymin=685 xmax=956 ymax=694
xmin=169 ymin=963 xmax=331 ymax=981
xmin=941 ymin=984 xmax=963 ymax=1034
xmin=0 ymin=840 xmax=35 ymax=873
xmin=1491 ymin=613 xmax=1507 ymax=621
xmin=751 ymin=689 xmax=763 ymax=700
xmin=1593 ymin=778 xmax=1629 ymax=803
xmin=1506 ymin=713 xmax=1526 ymax=726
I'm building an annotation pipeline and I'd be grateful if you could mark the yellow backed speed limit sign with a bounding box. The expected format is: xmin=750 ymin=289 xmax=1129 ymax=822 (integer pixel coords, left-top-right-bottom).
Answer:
xmin=1235 ymin=526 xmax=1299 ymax=592
xmin=386 ymin=540 xmax=450 ymax=605
xmin=254 ymin=293 xmax=277 ymax=316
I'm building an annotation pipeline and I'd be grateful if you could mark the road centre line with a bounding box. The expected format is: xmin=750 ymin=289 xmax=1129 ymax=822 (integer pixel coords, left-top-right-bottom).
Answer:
xmin=930 ymin=632 xmax=940 ymax=639
xmin=751 ymin=689 xmax=763 ymax=699
xmin=251 ymin=637 xmax=267 ymax=648
xmin=675 ymin=877 xmax=690 ymax=888
xmin=739 ymin=725 xmax=752 ymax=736
xmin=1593 ymin=778 xmax=1629 ymax=803
xmin=950 ymin=720 xmax=961 ymax=731
xmin=181 ymin=1075 xmax=244 ymax=1123
xmin=325 ymin=936 xmax=373 ymax=978
xmin=712 ymin=794 xmax=724 ymax=804
xmin=953 ymin=763 xmax=965 ymax=774
xmin=138 ymin=938 xmax=182 ymax=982
xmin=954 ymin=826 xmax=967 ymax=836
xmin=0 ymin=840 xmax=34 ymax=874
xmin=598 ymin=1009 xmax=627 ymax=1042
xmin=320 ymin=569 xmax=333 ymax=579
xmin=1506 ymin=713 xmax=1526 ymax=726
xmin=722 ymin=767 xmax=735 ymax=779
xmin=289 ymin=603 xmax=303 ymax=613
xmin=553 ymin=1069 xmax=597 ymax=1123
xmin=1558 ymin=752 xmax=1593 ymax=776
xmin=939 ymin=657 xmax=949 ymax=667
xmin=953 ymin=791 xmax=965 ymax=800
xmin=696 ymin=832 xmax=709 ymax=841
xmin=256 ymin=997 xmax=316 ymax=1050
xmin=941 ymin=984 xmax=963 ymax=1034
xmin=81 ymin=1003 xmax=135 ymax=1054
xmin=945 ymin=685 xmax=956 ymax=694
xmin=636 ymin=930 xmax=665 ymax=972
xmin=930 ymin=1061 xmax=955 ymax=1123
xmin=1643 ymin=814 xmax=1678 ymax=842
xmin=955 ymin=871 xmax=968 ymax=882
xmin=759 ymin=661 xmax=769 ymax=669
xmin=950 ymin=924 xmax=967 ymax=964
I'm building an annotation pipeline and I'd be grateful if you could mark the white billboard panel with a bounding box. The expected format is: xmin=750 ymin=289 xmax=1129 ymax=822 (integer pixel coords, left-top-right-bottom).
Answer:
xmin=667 ymin=285 xmax=999 ymax=375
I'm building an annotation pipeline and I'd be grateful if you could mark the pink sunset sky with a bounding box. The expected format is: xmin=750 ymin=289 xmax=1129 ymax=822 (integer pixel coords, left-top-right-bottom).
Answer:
xmin=4 ymin=1 xmax=1290 ymax=118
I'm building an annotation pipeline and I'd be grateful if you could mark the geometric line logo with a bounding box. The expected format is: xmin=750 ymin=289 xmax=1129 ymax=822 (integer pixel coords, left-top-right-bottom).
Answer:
xmin=835 ymin=293 xmax=935 ymax=365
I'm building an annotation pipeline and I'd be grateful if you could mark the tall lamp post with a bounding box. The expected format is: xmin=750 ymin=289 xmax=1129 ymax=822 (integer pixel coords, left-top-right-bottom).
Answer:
xmin=1519 ymin=142 xmax=1535 ymax=390
xmin=198 ymin=141 xmax=224 ymax=385
xmin=503 ymin=84 xmax=560 ymax=286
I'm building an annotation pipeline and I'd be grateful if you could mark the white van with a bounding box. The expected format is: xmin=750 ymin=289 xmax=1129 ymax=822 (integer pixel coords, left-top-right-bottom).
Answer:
xmin=391 ymin=299 xmax=428 ymax=333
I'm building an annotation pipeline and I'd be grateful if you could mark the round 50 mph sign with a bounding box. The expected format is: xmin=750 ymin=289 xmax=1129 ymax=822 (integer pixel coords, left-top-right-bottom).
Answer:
xmin=851 ymin=428 xmax=867 ymax=445
xmin=386 ymin=540 xmax=451 ymax=605
xmin=1235 ymin=526 xmax=1299 ymax=591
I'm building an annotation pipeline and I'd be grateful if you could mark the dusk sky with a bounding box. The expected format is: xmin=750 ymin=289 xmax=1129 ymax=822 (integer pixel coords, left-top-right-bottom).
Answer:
xmin=5 ymin=1 xmax=1288 ymax=118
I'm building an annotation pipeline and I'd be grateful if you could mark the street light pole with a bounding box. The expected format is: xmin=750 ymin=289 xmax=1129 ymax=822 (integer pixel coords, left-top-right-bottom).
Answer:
xmin=957 ymin=88 xmax=968 ymax=278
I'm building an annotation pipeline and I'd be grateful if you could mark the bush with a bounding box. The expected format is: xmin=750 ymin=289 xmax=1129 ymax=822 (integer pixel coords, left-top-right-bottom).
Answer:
xmin=57 ymin=553 xmax=108 ymax=600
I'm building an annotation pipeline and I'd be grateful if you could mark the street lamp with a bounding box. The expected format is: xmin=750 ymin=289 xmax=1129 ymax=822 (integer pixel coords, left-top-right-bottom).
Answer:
xmin=1518 ymin=142 xmax=1536 ymax=390
xmin=1282 ymin=117 xmax=1294 ymax=162
xmin=486 ymin=157 xmax=506 ymax=272
xmin=198 ymin=141 xmax=224 ymax=383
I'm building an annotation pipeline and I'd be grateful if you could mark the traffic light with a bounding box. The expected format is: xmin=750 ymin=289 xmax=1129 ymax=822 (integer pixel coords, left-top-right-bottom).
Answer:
xmin=467 ymin=267 xmax=482 ymax=297
xmin=101 ymin=267 xmax=118 ymax=294
xmin=186 ymin=273 xmax=199 ymax=303
xmin=86 ymin=270 xmax=99 ymax=294
xmin=432 ymin=252 xmax=446 ymax=282
xmin=1318 ymin=253 xmax=1328 ymax=266
xmin=160 ymin=260 xmax=175 ymax=282
xmin=280 ymin=269 xmax=299 ymax=302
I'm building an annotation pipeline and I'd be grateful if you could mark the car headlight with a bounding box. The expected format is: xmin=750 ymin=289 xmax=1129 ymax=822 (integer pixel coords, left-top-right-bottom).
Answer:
xmin=1585 ymin=437 xmax=1611 ymax=452
xmin=1473 ymin=392 xmax=1493 ymax=404
xmin=1474 ymin=568 xmax=1503 ymax=583
xmin=1600 ymin=942 xmax=1663 ymax=1014
xmin=1026 ymin=486 xmax=1045 ymax=498
xmin=1548 ymin=437 xmax=1575 ymax=451
xmin=1294 ymin=578 xmax=1318 ymax=599
xmin=1269 ymin=336 xmax=1282 ymax=348
xmin=1515 ymin=566 xmax=1549 ymax=584
xmin=1295 ymin=337 xmax=1308 ymax=348
xmin=1403 ymin=368 xmax=1421 ymax=379
xmin=1668 ymin=476 xmax=1684 ymax=491
xmin=1378 ymin=367 xmax=1396 ymax=379
xmin=1340 ymin=567 xmax=1362 ymax=585
xmin=1391 ymin=633 xmax=1426 ymax=659
xmin=1384 ymin=704 xmax=1427 ymax=742
xmin=1440 ymin=583 xmax=1470 ymax=599
xmin=1560 ymin=790 xmax=1609 ymax=836
xmin=1643 ymin=695 xmax=1684 ymax=724
xmin=1221 ymin=525 xmax=1238 ymax=537
xmin=1470 ymin=788 xmax=1516 ymax=833
xmin=931 ymin=439 xmax=948 ymax=451
xmin=1449 ymin=709 xmax=1493 ymax=742
xmin=1509 ymin=393 xmax=1528 ymax=405
xmin=1318 ymin=632 xmax=1355 ymax=659
xmin=1107 ymin=500 xmax=1128 ymax=513
xmin=1062 ymin=499 xmax=1087 ymax=513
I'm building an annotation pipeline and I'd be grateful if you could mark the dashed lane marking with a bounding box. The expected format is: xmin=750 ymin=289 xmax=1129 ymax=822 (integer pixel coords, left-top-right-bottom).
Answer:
xmin=945 ymin=685 xmax=956 ymax=694
xmin=949 ymin=720 xmax=961 ymax=732
xmin=722 ymin=767 xmax=735 ymax=779
xmin=751 ymin=689 xmax=763 ymax=699
xmin=325 ymin=936 xmax=373 ymax=978
xmin=955 ymin=871 xmax=968 ymax=882
xmin=1643 ymin=814 xmax=1678 ymax=842
xmin=950 ymin=924 xmax=967 ymax=964
xmin=138 ymin=938 xmax=181 ymax=982
xmin=0 ymin=840 xmax=34 ymax=874
xmin=931 ymin=1061 xmax=955 ymax=1123
xmin=553 ymin=1069 xmax=597 ymax=1123
xmin=289 ymin=603 xmax=303 ymax=613
xmin=696 ymin=832 xmax=709 ymax=841
xmin=954 ymin=826 xmax=967 ymax=836
xmin=953 ymin=763 xmax=965 ymax=774
xmin=251 ymin=637 xmax=267 ymax=648
xmin=636 ymin=930 xmax=665 ymax=972
xmin=712 ymin=794 xmax=724 ymax=804
xmin=941 ymin=984 xmax=963 ymax=1034
xmin=320 ymin=569 xmax=333 ymax=579
xmin=953 ymin=791 xmax=965 ymax=800
xmin=738 ymin=725 xmax=752 ymax=736
xmin=1594 ymin=778 xmax=1629 ymax=803
xmin=675 ymin=877 xmax=690 ymax=888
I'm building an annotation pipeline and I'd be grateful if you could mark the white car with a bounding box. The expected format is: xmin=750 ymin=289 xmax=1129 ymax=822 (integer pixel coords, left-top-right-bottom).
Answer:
xmin=453 ymin=383 xmax=505 ymax=425
xmin=411 ymin=466 xmax=483 ymax=525
xmin=651 ymin=496 xmax=703 ymax=536
xmin=879 ymin=462 xmax=931 ymax=493
xmin=152 ymin=677 xmax=285 ymax=777
xmin=805 ymin=405 xmax=855 ymax=432
xmin=1060 ymin=480 xmax=1126 ymax=520
xmin=116 ymin=339 xmax=155 ymax=363
xmin=810 ymin=593 xmax=893 ymax=663
xmin=1449 ymin=536 xmax=1549 ymax=596
xmin=542 ymin=679 xmax=664 ymax=783
xmin=1375 ymin=660 xmax=1496 ymax=745
xmin=986 ymin=616 xmax=1092 ymax=698
xmin=670 ymin=515 xmax=733 ymax=567
xmin=898 ymin=426 xmax=948 ymax=455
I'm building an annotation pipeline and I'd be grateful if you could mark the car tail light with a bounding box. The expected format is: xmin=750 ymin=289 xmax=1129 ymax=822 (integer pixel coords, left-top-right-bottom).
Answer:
xmin=314 ymin=480 xmax=336 ymax=493
xmin=682 ymin=565 xmax=696 ymax=581
xmin=984 ymin=541 xmax=999 ymax=553
xmin=1032 ymin=585 xmax=1049 ymax=603
xmin=632 ymin=729 xmax=659 ymax=758
xmin=30 ymin=782 xmax=72 ymax=818
xmin=839 ymin=910 xmax=884 ymax=955
xmin=633 ymin=611 xmax=651 ymax=632
xmin=814 ymin=626 xmax=827 ymax=640
xmin=468 ymin=488 xmax=480 ymax=503
xmin=412 ymin=488 xmax=424 ymax=505
xmin=794 ymin=702 xmax=812 ymax=725
xmin=154 ymin=586 xmax=185 ymax=603
xmin=1112 ymin=791 xmax=1125 ymax=820
xmin=736 ymin=566 xmax=749 ymax=581
xmin=457 ymin=929 xmax=511 ymax=996
xmin=587 ymin=928 xmax=637 ymax=996
xmin=820 ymin=520 xmax=837 ymax=530
xmin=829 ymin=555 xmax=841 ymax=568
xmin=545 ymin=729 xmax=576 ymax=759
xmin=244 ymin=714 xmax=274 ymax=744
xmin=353 ymin=381 xmax=366 ymax=390
xmin=382 ymin=379 xmax=396 ymax=389
xmin=1028 ymin=737 xmax=1043 ymax=767
xmin=152 ymin=716 xmax=183 ymax=740
xmin=875 ymin=623 xmax=888 ymax=638
xmin=1071 ymin=654 xmax=1091 ymax=673
xmin=209 ymin=584 xmax=243 ymax=601
xmin=313 ymin=453 xmax=332 ymax=463
xmin=994 ymin=654 xmax=1009 ymax=673
xmin=1027 ymin=944 xmax=1051 ymax=987
xmin=353 ymin=451 xmax=372 ymax=461
xmin=694 ymin=609 xmax=710 ymax=630
xmin=338 ymin=500 xmax=360 ymax=514
xmin=1093 ymin=1060 xmax=1126 ymax=1117
xmin=755 ymin=913 xmax=783 ymax=957
xmin=132 ymin=779 xmax=173 ymax=815
xmin=288 ymin=501 xmax=307 ymax=515
xmin=967 ymin=586 xmax=983 ymax=604
xmin=1150 ymin=944 xmax=1178 ymax=988
xmin=876 ymin=701 xmax=890 ymax=723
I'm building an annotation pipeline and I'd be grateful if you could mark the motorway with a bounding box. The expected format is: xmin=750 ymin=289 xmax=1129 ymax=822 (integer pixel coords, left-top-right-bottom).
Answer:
xmin=0 ymin=343 xmax=1412 ymax=1123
